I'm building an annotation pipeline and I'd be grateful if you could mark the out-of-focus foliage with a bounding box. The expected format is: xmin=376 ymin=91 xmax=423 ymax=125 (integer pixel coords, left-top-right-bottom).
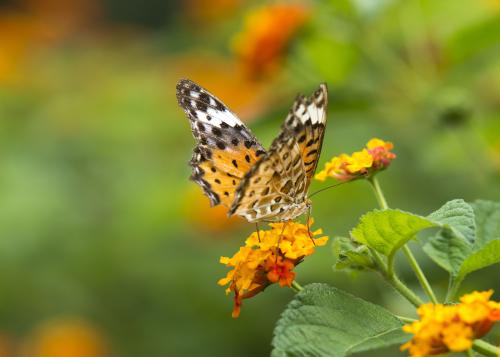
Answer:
xmin=0 ymin=0 xmax=499 ymax=356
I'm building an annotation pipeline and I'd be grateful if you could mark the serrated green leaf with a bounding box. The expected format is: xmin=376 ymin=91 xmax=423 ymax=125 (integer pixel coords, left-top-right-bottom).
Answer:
xmin=422 ymin=228 xmax=472 ymax=275
xmin=272 ymin=284 xmax=404 ymax=357
xmin=458 ymin=240 xmax=500 ymax=279
xmin=424 ymin=199 xmax=500 ymax=285
xmin=351 ymin=209 xmax=437 ymax=258
xmin=427 ymin=199 xmax=475 ymax=243
xmin=473 ymin=200 xmax=500 ymax=246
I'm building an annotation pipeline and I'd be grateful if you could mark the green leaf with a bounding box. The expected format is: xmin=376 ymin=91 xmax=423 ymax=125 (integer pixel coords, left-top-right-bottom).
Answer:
xmin=423 ymin=199 xmax=500 ymax=286
xmin=332 ymin=236 xmax=375 ymax=271
xmin=473 ymin=200 xmax=500 ymax=246
xmin=351 ymin=209 xmax=437 ymax=258
xmin=346 ymin=328 xmax=409 ymax=356
xmin=272 ymin=284 xmax=405 ymax=357
xmin=458 ymin=240 xmax=500 ymax=279
xmin=427 ymin=199 xmax=475 ymax=243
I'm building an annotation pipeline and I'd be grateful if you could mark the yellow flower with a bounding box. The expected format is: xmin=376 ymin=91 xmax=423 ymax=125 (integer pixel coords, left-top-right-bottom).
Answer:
xmin=315 ymin=138 xmax=396 ymax=182
xmin=345 ymin=150 xmax=373 ymax=173
xmin=232 ymin=4 xmax=309 ymax=79
xmin=218 ymin=220 xmax=328 ymax=317
xmin=401 ymin=290 xmax=500 ymax=357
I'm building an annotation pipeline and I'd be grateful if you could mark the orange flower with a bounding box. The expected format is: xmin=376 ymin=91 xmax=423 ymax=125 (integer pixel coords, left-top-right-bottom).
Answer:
xmin=232 ymin=4 xmax=309 ymax=78
xmin=401 ymin=290 xmax=500 ymax=357
xmin=315 ymin=138 xmax=396 ymax=182
xmin=218 ymin=220 xmax=328 ymax=317
xmin=23 ymin=318 xmax=108 ymax=357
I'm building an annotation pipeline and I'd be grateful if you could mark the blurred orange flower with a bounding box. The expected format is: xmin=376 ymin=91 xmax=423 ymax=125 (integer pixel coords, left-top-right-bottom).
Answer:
xmin=184 ymin=0 xmax=243 ymax=25
xmin=22 ymin=318 xmax=108 ymax=357
xmin=218 ymin=220 xmax=328 ymax=317
xmin=182 ymin=186 xmax=244 ymax=234
xmin=232 ymin=3 xmax=310 ymax=79
xmin=315 ymin=138 xmax=396 ymax=182
xmin=401 ymin=290 xmax=500 ymax=357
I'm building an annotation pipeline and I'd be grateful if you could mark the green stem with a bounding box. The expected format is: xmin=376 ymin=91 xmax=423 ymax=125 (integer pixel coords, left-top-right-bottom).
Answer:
xmin=368 ymin=176 xmax=389 ymax=209
xmin=369 ymin=243 xmax=423 ymax=307
xmin=368 ymin=177 xmax=438 ymax=304
xmin=291 ymin=280 xmax=303 ymax=292
xmin=466 ymin=348 xmax=474 ymax=357
xmin=446 ymin=276 xmax=463 ymax=302
xmin=472 ymin=339 xmax=500 ymax=357
xmin=388 ymin=274 xmax=424 ymax=307
xmin=402 ymin=245 xmax=438 ymax=304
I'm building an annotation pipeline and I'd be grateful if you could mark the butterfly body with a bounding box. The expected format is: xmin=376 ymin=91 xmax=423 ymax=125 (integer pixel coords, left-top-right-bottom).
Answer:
xmin=176 ymin=79 xmax=327 ymax=223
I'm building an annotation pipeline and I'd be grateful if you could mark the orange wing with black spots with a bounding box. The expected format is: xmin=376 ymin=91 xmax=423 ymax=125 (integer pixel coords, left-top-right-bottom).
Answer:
xmin=176 ymin=79 xmax=266 ymax=207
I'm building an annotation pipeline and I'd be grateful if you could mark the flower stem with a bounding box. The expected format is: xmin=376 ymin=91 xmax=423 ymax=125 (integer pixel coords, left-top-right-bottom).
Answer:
xmin=369 ymin=247 xmax=423 ymax=307
xmin=368 ymin=176 xmax=389 ymax=209
xmin=446 ymin=276 xmax=463 ymax=302
xmin=368 ymin=177 xmax=438 ymax=304
xmin=401 ymin=245 xmax=438 ymax=304
xmin=388 ymin=274 xmax=424 ymax=307
xmin=291 ymin=280 xmax=303 ymax=292
xmin=472 ymin=339 xmax=500 ymax=357
xmin=466 ymin=348 xmax=474 ymax=357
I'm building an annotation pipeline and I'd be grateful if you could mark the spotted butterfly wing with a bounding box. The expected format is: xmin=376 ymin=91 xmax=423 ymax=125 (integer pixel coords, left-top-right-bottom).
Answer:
xmin=176 ymin=79 xmax=266 ymax=207
xmin=282 ymin=84 xmax=328 ymax=190
xmin=229 ymin=84 xmax=328 ymax=222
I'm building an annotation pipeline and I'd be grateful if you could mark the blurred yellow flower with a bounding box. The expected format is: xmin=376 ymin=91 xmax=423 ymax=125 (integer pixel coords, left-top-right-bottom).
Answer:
xmin=401 ymin=290 xmax=500 ymax=357
xmin=218 ymin=220 xmax=328 ymax=317
xmin=22 ymin=318 xmax=108 ymax=357
xmin=232 ymin=3 xmax=309 ymax=78
xmin=315 ymin=138 xmax=396 ymax=182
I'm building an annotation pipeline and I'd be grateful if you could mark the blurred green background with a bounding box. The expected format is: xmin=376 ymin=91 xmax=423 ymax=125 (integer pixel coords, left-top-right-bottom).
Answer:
xmin=0 ymin=0 xmax=499 ymax=356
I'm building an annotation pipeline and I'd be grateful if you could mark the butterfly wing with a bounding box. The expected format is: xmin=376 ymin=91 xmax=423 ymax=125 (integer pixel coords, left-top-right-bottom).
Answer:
xmin=229 ymin=84 xmax=328 ymax=222
xmin=228 ymin=131 xmax=305 ymax=222
xmin=177 ymin=79 xmax=266 ymax=207
xmin=282 ymin=83 xmax=328 ymax=191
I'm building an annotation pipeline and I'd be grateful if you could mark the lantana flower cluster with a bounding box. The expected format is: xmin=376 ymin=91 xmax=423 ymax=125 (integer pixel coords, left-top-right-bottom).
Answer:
xmin=232 ymin=3 xmax=309 ymax=78
xmin=315 ymin=138 xmax=396 ymax=182
xmin=401 ymin=290 xmax=500 ymax=357
xmin=218 ymin=221 xmax=328 ymax=317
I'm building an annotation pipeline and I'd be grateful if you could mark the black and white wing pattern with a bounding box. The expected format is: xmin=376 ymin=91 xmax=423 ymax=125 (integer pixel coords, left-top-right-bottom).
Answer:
xmin=176 ymin=79 xmax=266 ymax=207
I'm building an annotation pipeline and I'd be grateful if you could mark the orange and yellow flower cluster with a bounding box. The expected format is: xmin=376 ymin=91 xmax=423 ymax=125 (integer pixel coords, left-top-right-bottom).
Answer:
xmin=232 ymin=4 xmax=309 ymax=78
xmin=401 ymin=290 xmax=500 ymax=357
xmin=315 ymin=138 xmax=396 ymax=182
xmin=218 ymin=221 xmax=328 ymax=317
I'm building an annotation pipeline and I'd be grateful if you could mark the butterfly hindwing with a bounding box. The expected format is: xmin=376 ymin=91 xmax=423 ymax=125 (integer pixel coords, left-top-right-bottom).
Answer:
xmin=229 ymin=131 xmax=306 ymax=222
xmin=177 ymin=79 xmax=266 ymax=207
xmin=228 ymin=83 xmax=328 ymax=222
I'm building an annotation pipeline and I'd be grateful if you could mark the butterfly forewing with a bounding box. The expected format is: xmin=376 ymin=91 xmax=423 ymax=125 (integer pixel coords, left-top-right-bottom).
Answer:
xmin=282 ymin=84 xmax=328 ymax=190
xmin=177 ymin=79 xmax=266 ymax=207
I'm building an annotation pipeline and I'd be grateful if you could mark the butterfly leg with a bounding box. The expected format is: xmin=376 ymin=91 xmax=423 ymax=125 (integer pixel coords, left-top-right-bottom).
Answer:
xmin=275 ymin=221 xmax=289 ymax=262
xmin=306 ymin=206 xmax=316 ymax=246
xmin=255 ymin=222 xmax=261 ymax=243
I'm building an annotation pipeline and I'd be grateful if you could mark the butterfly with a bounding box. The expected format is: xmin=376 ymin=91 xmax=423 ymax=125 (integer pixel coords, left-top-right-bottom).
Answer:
xmin=176 ymin=79 xmax=327 ymax=223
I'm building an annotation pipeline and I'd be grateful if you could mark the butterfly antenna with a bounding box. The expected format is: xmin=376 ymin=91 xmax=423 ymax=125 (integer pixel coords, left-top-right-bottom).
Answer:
xmin=306 ymin=206 xmax=315 ymax=246
xmin=308 ymin=181 xmax=348 ymax=198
